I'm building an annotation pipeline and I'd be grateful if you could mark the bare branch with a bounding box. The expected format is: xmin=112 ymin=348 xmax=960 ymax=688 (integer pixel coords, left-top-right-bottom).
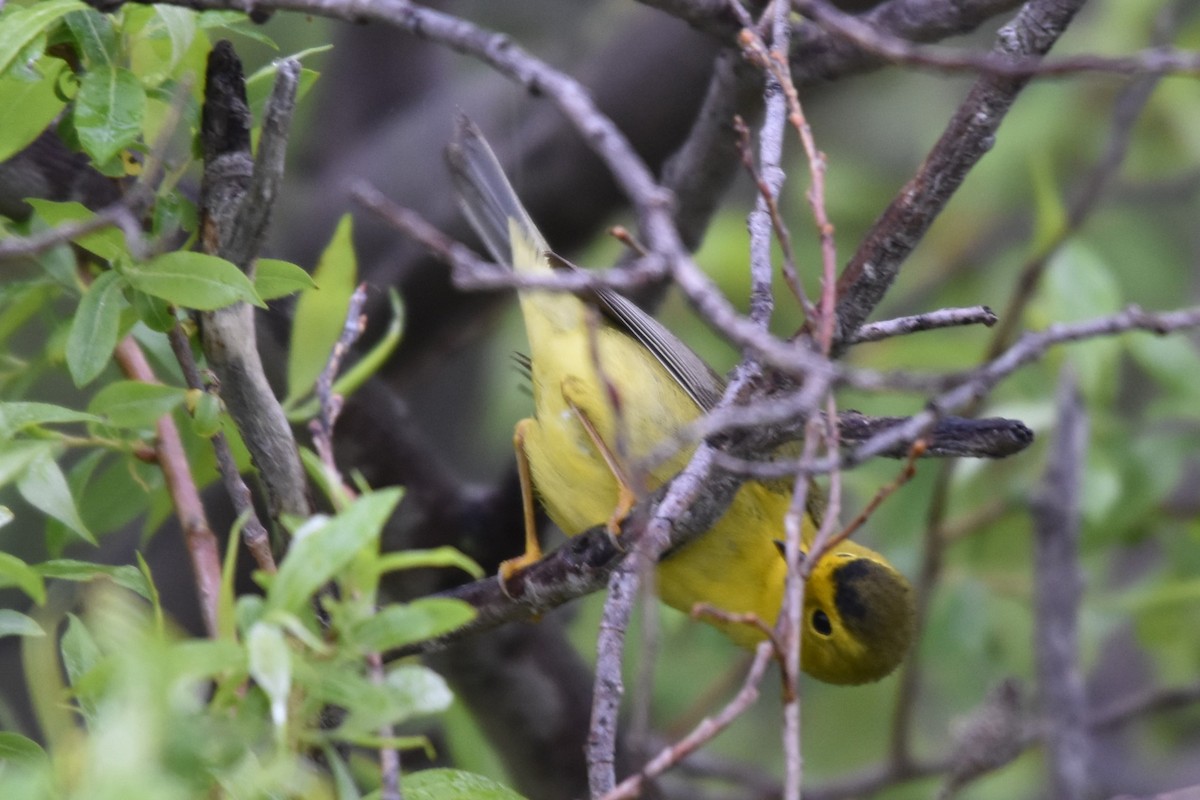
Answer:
xmin=599 ymin=642 xmax=775 ymax=800
xmin=1031 ymin=369 xmax=1090 ymax=800
xmin=197 ymin=41 xmax=311 ymax=522
xmin=848 ymin=306 xmax=998 ymax=344
xmin=794 ymin=0 xmax=1200 ymax=79
xmin=166 ymin=325 xmax=276 ymax=573
xmin=833 ymin=0 xmax=1088 ymax=350
xmin=308 ymin=283 xmax=368 ymax=490
xmin=114 ymin=337 xmax=222 ymax=636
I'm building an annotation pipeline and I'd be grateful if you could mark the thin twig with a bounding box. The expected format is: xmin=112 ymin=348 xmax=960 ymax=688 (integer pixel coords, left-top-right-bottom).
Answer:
xmin=848 ymin=306 xmax=998 ymax=344
xmin=113 ymin=337 xmax=222 ymax=636
xmin=598 ymin=642 xmax=775 ymax=800
xmin=731 ymin=115 xmax=810 ymax=313
xmin=833 ymin=0 xmax=1089 ymax=351
xmin=309 ymin=283 xmax=369 ymax=491
xmin=351 ymin=181 xmax=667 ymax=294
xmin=166 ymin=325 xmax=277 ymax=573
xmin=793 ymin=0 xmax=1200 ymax=80
xmin=368 ymin=651 xmax=404 ymax=800
xmin=817 ymin=438 xmax=925 ymax=557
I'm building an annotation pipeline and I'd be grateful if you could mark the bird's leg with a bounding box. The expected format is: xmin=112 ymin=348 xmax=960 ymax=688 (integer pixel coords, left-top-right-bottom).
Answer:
xmin=561 ymin=377 xmax=638 ymax=537
xmin=498 ymin=418 xmax=544 ymax=589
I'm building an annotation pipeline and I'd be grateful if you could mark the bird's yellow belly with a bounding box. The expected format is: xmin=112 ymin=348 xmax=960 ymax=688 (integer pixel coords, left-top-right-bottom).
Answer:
xmin=521 ymin=324 xmax=789 ymax=630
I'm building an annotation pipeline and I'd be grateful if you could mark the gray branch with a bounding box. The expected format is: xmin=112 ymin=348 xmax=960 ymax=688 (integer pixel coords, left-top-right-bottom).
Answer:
xmin=1031 ymin=369 xmax=1091 ymax=800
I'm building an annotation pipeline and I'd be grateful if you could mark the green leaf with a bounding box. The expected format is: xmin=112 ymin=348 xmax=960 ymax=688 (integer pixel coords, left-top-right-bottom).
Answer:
xmin=73 ymin=65 xmax=145 ymax=165
xmin=130 ymin=288 xmax=176 ymax=332
xmin=66 ymin=269 xmax=126 ymax=387
xmin=59 ymin=614 xmax=101 ymax=717
xmin=255 ymin=258 xmax=315 ymax=301
xmin=71 ymin=65 xmax=145 ymax=166
xmin=0 ymin=551 xmax=46 ymax=605
xmin=266 ymin=489 xmax=402 ymax=615
xmin=0 ymin=731 xmax=47 ymax=767
xmin=0 ymin=440 xmax=52 ymax=488
xmin=123 ymin=251 xmax=264 ymax=310
xmin=197 ymin=10 xmax=280 ymax=48
xmin=0 ymin=0 xmax=86 ymax=76
xmin=287 ymin=214 xmax=357 ymax=404
xmin=64 ymin=8 xmax=118 ymax=67
xmin=322 ymin=746 xmax=362 ymax=800
xmin=87 ymin=380 xmax=185 ymax=429
xmin=385 ymin=664 xmax=453 ymax=717
xmin=24 ymin=199 xmax=125 ymax=262
xmin=0 ymin=401 xmax=100 ymax=441
xmin=288 ymin=288 xmax=404 ymax=421
xmin=36 ymin=559 xmax=154 ymax=601
xmin=403 ymin=769 xmax=528 ymax=800
xmin=190 ymin=390 xmax=222 ymax=437
xmin=17 ymin=450 xmax=94 ymax=544
xmin=217 ymin=512 xmax=244 ymax=643
xmin=166 ymin=637 xmax=246 ymax=681
xmin=349 ymin=599 xmax=475 ymax=654
xmin=0 ymin=609 xmax=45 ymax=639
xmin=128 ymin=7 xmax=198 ymax=88
xmin=134 ymin=551 xmax=163 ymax=632
xmin=0 ymin=61 xmax=68 ymax=162
xmin=376 ymin=546 xmax=483 ymax=580
xmin=247 ymin=622 xmax=291 ymax=729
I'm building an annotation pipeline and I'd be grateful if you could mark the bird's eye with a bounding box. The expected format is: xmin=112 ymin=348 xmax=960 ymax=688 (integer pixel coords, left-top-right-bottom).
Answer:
xmin=811 ymin=609 xmax=833 ymax=636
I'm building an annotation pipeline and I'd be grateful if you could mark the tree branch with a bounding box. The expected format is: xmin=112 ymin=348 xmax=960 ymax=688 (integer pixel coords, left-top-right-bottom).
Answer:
xmin=197 ymin=42 xmax=310 ymax=523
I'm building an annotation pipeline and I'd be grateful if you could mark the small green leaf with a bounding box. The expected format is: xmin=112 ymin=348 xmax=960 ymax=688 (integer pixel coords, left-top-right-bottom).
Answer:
xmin=123 ymin=251 xmax=264 ymax=310
xmin=166 ymin=638 xmax=246 ymax=681
xmin=0 ymin=0 xmax=86 ymax=76
xmin=24 ymin=199 xmax=125 ymax=262
xmin=59 ymin=614 xmax=101 ymax=717
xmin=266 ymin=489 xmax=401 ymax=615
xmin=0 ymin=552 xmax=46 ymax=605
xmin=255 ymin=258 xmax=315 ymax=301
xmin=66 ymin=269 xmax=126 ymax=387
xmin=349 ymin=599 xmax=475 ymax=654
xmin=129 ymin=288 xmax=176 ymax=332
xmin=386 ymin=664 xmax=453 ymax=718
xmin=37 ymin=559 xmax=154 ymax=602
xmin=0 ymin=401 xmax=100 ymax=441
xmin=287 ymin=214 xmax=357 ymax=404
xmin=87 ymin=380 xmax=185 ymax=429
xmin=247 ymin=622 xmax=291 ymax=729
xmin=0 ymin=610 xmax=45 ymax=639
xmin=17 ymin=451 xmax=94 ymax=544
xmin=134 ymin=551 xmax=163 ymax=632
xmin=64 ymin=8 xmax=118 ymax=67
xmin=403 ymin=769 xmax=528 ymax=800
xmin=376 ymin=546 xmax=483 ymax=580
xmin=190 ymin=390 xmax=222 ymax=437
xmin=72 ymin=65 xmax=145 ymax=166
xmin=0 ymin=61 xmax=68 ymax=162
